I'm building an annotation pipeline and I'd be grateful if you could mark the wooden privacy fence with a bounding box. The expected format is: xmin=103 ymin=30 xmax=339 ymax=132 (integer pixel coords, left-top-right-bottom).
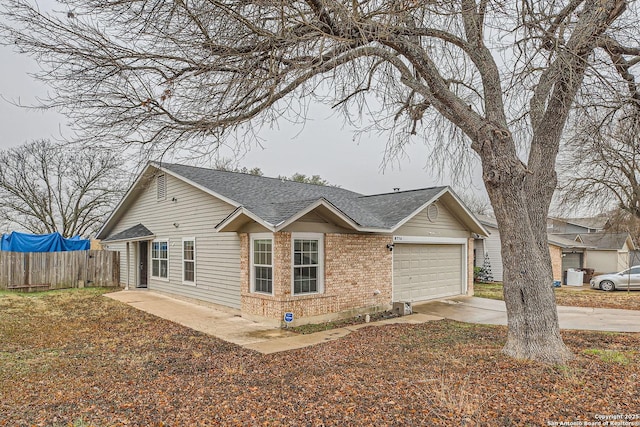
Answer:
xmin=0 ymin=250 xmax=119 ymax=291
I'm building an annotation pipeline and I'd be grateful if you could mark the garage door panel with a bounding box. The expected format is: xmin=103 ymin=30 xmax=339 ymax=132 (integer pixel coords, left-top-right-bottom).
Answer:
xmin=393 ymin=244 xmax=464 ymax=302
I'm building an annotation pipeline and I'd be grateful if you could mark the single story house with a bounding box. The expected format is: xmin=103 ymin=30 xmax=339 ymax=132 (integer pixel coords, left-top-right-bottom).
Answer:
xmin=546 ymin=232 xmax=634 ymax=274
xmin=474 ymin=216 xmax=588 ymax=283
xmin=97 ymin=162 xmax=488 ymax=325
xmin=576 ymin=232 xmax=635 ymax=274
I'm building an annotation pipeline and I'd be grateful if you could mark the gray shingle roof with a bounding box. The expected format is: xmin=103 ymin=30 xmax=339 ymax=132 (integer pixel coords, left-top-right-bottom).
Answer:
xmin=561 ymin=216 xmax=609 ymax=230
xmin=103 ymin=223 xmax=154 ymax=242
xmin=550 ymin=233 xmax=581 ymax=241
xmin=356 ymin=188 xmax=446 ymax=228
xmin=547 ymin=234 xmax=588 ymax=249
xmin=158 ymin=162 xmax=446 ymax=229
xmin=577 ymin=232 xmax=632 ymax=250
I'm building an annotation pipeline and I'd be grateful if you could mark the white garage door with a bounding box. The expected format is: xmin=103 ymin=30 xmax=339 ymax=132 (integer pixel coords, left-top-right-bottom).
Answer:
xmin=393 ymin=244 xmax=464 ymax=302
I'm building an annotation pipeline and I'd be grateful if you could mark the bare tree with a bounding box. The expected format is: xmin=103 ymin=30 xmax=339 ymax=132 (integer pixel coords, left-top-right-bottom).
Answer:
xmin=0 ymin=140 xmax=129 ymax=237
xmin=558 ymin=107 xmax=640 ymax=219
xmin=2 ymin=0 xmax=638 ymax=363
xmin=606 ymin=208 xmax=640 ymax=247
xmin=456 ymin=190 xmax=493 ymax=217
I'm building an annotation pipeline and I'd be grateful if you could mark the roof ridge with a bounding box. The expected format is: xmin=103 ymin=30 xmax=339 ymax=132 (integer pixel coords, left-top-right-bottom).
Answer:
xmin=155 ymin=161 xmax=362 ymax=194
xmin=268 ymin=197 xmax=326 ymax=206
xmin=358 ymin=186 xmax=447 ymax=198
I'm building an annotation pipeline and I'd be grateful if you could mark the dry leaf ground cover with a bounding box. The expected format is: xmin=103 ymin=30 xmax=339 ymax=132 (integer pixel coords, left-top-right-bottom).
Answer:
xmin=1 ymin=288 xmax=640 ymax=426
xmin=475 ymin=282 xmax=640 ymax=310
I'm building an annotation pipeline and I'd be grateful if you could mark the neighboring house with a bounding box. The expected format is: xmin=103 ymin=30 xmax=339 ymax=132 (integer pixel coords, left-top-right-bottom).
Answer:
xmin=577 ymin=232 xmax=635 ymax=274
xmin=547 ymin=216 xmax=609 ymax=234
xmin=549 ymin=217 xmax=634 ymax=274
xmin=547 ymin=235 xmax=592 ymax=283
xmin=97 ymin=162 xmax=488 ymax=325
xmin=474 ymin=216 xmax=586 ymax=283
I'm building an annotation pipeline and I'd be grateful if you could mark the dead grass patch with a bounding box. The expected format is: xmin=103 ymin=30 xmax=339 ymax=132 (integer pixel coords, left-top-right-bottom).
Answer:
xmin=475 ymin=282 xmax=640 ymax=310
xmin=1 ymin=289 xmax=639 ymax=426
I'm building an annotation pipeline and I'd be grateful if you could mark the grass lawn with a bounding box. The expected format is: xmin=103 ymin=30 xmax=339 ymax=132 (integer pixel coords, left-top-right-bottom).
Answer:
xmin=1 ymin=288 xmax=640 ymax=426
xmin=475 ymin=281 xmax=640 ymax=310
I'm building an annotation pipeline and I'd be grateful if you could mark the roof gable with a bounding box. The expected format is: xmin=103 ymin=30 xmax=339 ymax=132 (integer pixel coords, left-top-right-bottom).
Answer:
xmin=577 ymin=232 xmax=635 ymax=250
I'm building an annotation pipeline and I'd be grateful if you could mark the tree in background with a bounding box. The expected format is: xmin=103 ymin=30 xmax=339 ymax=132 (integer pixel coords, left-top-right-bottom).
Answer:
xmin=605 ymin=208 xmax=640 ymax=248
xmin=557 ymin=96 xmax=639 ymax=215
xmin=212 ymin=158 xmax=264 ymax=176
xmin=2 ymin=0 xmax=638 ymax=363
xmin=456 ymin=191 xmax=493 ymax=217
xmin=213 ymin=159 xmax=332 ymax=184
xmin=280 ymin=173 xmax=332 ymax=186
xmin=555 ymin=7 xmax=640 ymax=225
xmin=0 ymin=140 xmax=129 ymax=237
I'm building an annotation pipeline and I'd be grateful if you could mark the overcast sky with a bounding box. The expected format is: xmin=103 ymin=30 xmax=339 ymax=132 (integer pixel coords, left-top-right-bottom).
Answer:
xmin=0 ymin=5 xmax=485 ymax=198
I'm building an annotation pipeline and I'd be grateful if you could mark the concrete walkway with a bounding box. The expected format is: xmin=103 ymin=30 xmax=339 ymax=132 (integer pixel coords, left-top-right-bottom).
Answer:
xmin=105 ymin=290 xmax=443 ymax=354
xmin=105 ymin=291 xmax=640 ymax=356
xmin=413 ymin=296 xmax=640 ymax=333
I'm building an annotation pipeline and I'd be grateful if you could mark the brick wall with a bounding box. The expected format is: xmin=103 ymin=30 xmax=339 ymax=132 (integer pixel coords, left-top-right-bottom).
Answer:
xmin=549 ymin=244 xmax=563 ymax=282
xmin=240 ymin=232 xmax=393 ymax=324
xmin=324 ymin=233 xmax=393 ymax=313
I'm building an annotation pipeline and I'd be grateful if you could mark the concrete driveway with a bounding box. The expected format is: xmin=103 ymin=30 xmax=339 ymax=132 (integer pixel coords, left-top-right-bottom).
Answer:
xmin=413 ymin=296 xmax=640 ymax=333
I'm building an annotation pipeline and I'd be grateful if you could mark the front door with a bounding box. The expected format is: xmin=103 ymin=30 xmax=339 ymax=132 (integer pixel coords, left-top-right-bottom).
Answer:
xmin=138 ymin=241 xmax=148 ymax=288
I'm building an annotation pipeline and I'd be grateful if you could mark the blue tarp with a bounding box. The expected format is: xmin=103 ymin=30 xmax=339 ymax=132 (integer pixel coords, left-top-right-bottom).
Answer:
xmin=0 ymin=231 xmax=90 ymax=253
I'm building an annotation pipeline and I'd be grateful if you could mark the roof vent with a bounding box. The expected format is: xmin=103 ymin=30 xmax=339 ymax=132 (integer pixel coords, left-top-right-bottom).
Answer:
xmin=427 ymin=204 xmax=439 ymax=222
xmin=156 ymin=174 xmax=166 ymax=201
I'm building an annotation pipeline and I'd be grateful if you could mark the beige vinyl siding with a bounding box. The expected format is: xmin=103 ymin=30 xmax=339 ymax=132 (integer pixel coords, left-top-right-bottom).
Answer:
xmin=584 ymin=251 xmax=620 ymax=275
xmin=104 ymin=172 xmax=241 ymax=308
xmin=477 ymin=225 xmax=503 ymax=282
xmin=108 ymin=241 xmax=132 ymax=287
xmin=474 ymin=239 xmax=485 ymax=268
xmin=618 ymin=251 xmax=630 ymax=271
xmin=395 ymin=203 xmax=471 ymax=238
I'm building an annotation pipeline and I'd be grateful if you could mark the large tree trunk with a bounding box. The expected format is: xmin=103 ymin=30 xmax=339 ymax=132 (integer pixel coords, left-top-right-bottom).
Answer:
xmin=478 ymin=129 xmax=574 ymax=364
xmin=493 ymin=196 xmax=573 ymax=363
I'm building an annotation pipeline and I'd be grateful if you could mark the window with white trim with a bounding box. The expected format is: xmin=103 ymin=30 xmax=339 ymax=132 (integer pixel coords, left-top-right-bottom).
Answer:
xmin=292 ymin=234 xmax=323 ymax=295
xmin=156 ymin=174 xmax=166 ymax=201
xmin=182 ymin=238 xmax=196 ymax=284
xmin=251 ymin=236 xmax=273 ymax=294
xmin=151 ymin=240 xmax=168 ymax=279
